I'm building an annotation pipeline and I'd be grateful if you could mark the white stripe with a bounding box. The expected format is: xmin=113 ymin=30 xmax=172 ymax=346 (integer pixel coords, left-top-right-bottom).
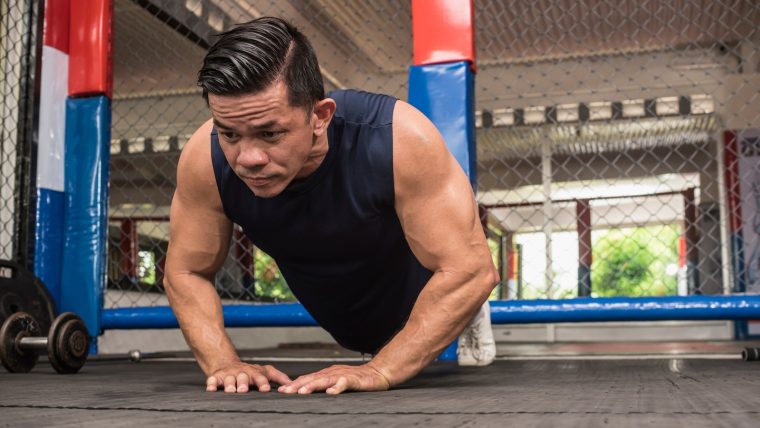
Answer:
xmin=496 ymin=354 xmax=740 ymax=361
xmin=37 ymin=46 xmax=68 ymax=192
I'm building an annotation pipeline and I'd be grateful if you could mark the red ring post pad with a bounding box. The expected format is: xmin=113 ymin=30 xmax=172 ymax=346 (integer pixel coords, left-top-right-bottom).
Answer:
xmin=412 ymin=0 xmax=475 ymax=67
xmin=60 ymin=96 xmax=111 ymax=342
xmin=44 ymin=0 xmax=70 ymax=53
xmin=69 ymin=0 xmax=112 ymax=98
xmin=409 ymin=62 xmax=477 ymax=189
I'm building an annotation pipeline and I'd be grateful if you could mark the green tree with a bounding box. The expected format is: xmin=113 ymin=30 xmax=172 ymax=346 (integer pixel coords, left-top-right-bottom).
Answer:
xmin=253 ymin=250 xmax=296 ymax=301
xmin=591 ymin=226 xmax=679 ymax=297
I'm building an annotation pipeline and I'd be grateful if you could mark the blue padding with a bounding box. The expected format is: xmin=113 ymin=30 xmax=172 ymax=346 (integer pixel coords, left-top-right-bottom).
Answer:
xmin=61 ymin=96 xmax=110 ymax=338
xmin=438 ymin=340 xmax=458 ymax=362
xmin=408 ymin=62 xmax=476 ymax=188
xmin=34 ymin=188 xmax=65 ymax=310
xmin=102 ymin=304 xmax=317 ymax=329
xmin=101 ymin=296 xmax=760 ymax=330
xmin=490 ymin=295 xmax=760 ymax=324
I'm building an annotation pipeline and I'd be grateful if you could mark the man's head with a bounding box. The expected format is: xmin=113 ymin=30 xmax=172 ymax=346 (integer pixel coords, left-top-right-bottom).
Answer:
xmin=197 ymin=17 xmax=335 ymax=198
xmin=198 ymin=17 xmax=324 ymax=107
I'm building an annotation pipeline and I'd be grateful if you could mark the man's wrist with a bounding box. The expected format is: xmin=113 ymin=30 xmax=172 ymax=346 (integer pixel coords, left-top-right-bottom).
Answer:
xmin=364 ymin=361 xmax=394 ymax=388
xmin=203 ymin=354 xmax=242 ymax=375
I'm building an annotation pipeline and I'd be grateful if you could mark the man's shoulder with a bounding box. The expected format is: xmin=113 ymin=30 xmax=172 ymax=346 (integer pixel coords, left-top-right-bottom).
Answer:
xmin=327 ymin=89 xmax=397 ymax=126
xmin=180 ymin=119 xmax=214 ymax=164
xmin=175 ymin=119 xmax=218 ymax=201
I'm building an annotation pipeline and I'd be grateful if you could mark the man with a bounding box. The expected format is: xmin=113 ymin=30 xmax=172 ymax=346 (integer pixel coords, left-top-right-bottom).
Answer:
xmin=164 ymin=17 xmax=498 ymax=395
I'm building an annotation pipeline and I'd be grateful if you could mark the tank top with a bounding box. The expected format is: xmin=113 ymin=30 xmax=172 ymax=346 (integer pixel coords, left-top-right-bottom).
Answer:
xmin=210 ymin=89 xmax=433 ymax=353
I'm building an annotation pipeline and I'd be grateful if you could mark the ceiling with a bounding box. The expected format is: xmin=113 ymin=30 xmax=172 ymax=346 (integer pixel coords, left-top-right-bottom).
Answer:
xmin=110 ymin=0 xmax=757 ymax=159
xmin=114 ymin=0 xmax=759 ymax=95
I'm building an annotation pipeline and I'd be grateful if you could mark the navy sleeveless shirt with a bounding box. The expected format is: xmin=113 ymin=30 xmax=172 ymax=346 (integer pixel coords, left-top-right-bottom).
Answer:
xmin=211 ymin=89 xmax=433 ymax=353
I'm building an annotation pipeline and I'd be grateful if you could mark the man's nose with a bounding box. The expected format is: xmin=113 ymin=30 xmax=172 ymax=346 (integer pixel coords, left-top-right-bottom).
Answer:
xmin=238 ymin=145 xmax=269 ymax=168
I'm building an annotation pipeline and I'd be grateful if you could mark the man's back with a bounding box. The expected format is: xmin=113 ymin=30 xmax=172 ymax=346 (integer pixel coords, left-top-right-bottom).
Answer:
xmin=210 ymin=89 xmax=433 ymax=353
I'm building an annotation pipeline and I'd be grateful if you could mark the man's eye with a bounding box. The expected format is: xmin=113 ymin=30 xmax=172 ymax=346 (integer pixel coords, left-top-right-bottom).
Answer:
xmin=221 ymin=131 xmax=239 ymax=140
xmin=261 ymin=131 xmax=283 ymax=141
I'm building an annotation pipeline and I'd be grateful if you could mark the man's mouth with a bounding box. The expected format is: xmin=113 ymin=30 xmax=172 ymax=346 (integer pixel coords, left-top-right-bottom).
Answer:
xmin=243 ymin=176 xmax=273 ymax=187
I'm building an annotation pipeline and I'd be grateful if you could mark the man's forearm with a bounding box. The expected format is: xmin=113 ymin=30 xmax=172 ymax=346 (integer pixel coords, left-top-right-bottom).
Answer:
xmin=368 ymin=269 xmax=496 ymax=385
xmin=165 ymin=272 xmax=240 ymax=374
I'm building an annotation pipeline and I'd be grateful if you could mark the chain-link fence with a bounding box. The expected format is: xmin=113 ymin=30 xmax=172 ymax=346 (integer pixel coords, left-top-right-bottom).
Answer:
xmin=0 ymin=0 xmax=39 ymax=267
xmin=476 ymin=0 xmax=760 ymax=299
xmin=107 ymin=0 xmax=759 ymax=309
xmin=107 ymin=0 xmax=411 ymax=308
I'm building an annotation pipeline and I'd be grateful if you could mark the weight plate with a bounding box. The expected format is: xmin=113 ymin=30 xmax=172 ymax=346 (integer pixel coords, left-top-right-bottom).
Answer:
xmin=48 ymin=313 xmax=89 ymax=374
xmin=0 ymin=260 xmax=56 ymax=335
xmin=0 ymin=312 xmax=41 ymax=373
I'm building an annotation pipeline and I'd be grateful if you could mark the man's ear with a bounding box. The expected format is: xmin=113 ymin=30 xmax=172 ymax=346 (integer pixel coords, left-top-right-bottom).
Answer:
xmin=312 ymin=98 xmax=336 ymax=137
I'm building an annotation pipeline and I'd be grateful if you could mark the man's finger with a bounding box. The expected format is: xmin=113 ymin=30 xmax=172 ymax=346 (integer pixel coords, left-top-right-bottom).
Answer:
xmin=250 ymin=372 xmax=271 ymax=392
xmin=326 ymin=376 xmax=349 ymax=395
xmin=224 ymin=375 xmax=237 ymax=393
xmin=279 ymin=374 xmax=316 ymax=394
xmin=297 ymin=376 xmax=340 ymax=394
xmin=236 ymin=372 xmax=250 ymax=393
xmin=264 ymin=365 xmax=292 ymax=386
xmin=206 ymin=376 xmax=218 ymax=392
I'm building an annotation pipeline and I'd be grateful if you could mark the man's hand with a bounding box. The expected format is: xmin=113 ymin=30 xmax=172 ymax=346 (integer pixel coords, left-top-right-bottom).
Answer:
xmin=206 ymin=361 xmax=292 ymax=393
xmin=278 ymin=364 xmax=391 ymax=395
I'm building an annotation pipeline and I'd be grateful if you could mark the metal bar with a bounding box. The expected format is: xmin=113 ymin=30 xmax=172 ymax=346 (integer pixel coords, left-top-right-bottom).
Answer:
xmin=542 ymin=136 xmax=553 ymax=298
xmin=101 ymin=295 xmax=760 ymax=330
xmin=119 ymin=219 xmax=137 ymax=280
xmin=724 ymin=130 xmax=746 ymax=293
xmin=576 ymin=199 xmax=592 ymax=297
xmin=481 ymin=189 xmax=689 ymax=210
xmin=18 ymin=336 xmax=47 ymax=350
xmin=109 ymin=216 xmax=169 ymax=222
xmin=683 ymin=188 xmax=701 ymax=294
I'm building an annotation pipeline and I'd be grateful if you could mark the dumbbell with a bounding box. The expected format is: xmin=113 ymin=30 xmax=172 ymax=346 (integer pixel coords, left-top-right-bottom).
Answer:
xmin=0 ymin=311 xmax=89 ymax=374
xmin=742 ymin=348 xmax=760 ymax=362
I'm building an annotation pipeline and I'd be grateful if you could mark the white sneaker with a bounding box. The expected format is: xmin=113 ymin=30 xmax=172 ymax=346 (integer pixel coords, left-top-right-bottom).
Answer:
xmin=457 ymin=301 xmax=496 ymax=366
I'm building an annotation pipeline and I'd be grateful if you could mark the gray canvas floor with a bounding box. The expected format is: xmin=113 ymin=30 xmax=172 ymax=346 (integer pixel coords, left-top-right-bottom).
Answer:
xmin=1 ymin=358 xmax=759 ymax=427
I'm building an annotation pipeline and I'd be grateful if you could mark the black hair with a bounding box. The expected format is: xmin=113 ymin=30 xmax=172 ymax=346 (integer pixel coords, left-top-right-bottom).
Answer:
xmin=197 ymin=17 xmax=324 ymax=108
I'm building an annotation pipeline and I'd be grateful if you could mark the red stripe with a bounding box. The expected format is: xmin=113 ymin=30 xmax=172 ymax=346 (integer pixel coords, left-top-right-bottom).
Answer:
xmin=44 ymin=0 xmax=70 ymax=53
xmin=724 ymin=130 xmax=743 ymax=233
xmin=412 ymin=0 xmax=475 ymax=68
xmin=69 ymin=0 xmax=112 ymax=98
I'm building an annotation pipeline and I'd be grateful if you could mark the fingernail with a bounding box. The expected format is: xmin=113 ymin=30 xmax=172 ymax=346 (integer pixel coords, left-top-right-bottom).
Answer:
xmin=298 ymin=387 xmax=308 ymax=394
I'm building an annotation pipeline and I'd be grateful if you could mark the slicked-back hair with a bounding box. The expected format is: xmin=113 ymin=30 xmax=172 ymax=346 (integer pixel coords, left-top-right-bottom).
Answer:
xmin=197 ymin=17 xmax=324 ymax=109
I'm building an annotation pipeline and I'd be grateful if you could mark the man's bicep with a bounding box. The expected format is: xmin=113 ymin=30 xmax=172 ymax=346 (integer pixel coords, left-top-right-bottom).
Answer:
xmin=392 ymin=102 xmax=486 ymax=272
xmin=166 ymin=191 xmax=232 ymax=280
xmin=166 ymin=123 xmax=233 ymax=280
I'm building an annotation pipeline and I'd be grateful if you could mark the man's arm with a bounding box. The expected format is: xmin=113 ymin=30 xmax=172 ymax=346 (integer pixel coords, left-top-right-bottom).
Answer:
xmin=164 ymin=120 xmax=290 ymax=393
xmin=280 ymin=101 xmax=498 ymax=394
xmin=371 ymin=100 xmax=499 ymax=384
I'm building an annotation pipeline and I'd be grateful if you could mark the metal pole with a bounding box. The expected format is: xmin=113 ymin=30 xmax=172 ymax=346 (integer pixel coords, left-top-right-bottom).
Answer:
xmin=542 ymin=137 xmax=554 ymax=298
xmin=576 ymin=199 xmax=592 ymax=297
xmin=683 ymin=188 xmax=701 ymax=294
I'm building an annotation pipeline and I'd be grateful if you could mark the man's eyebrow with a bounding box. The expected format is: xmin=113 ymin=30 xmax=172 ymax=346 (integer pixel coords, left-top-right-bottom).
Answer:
xmin=212 ymin=118 xmax=280 ymax=131
xmin=212 ymin=118 xmax=234 ymax=130
xmin=250 ymin=120 xmax=278 ymax=130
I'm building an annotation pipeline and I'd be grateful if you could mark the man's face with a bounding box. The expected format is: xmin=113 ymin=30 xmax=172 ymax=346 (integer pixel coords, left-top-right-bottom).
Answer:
xmin=208 ymin=81 xmax=326 ymax=198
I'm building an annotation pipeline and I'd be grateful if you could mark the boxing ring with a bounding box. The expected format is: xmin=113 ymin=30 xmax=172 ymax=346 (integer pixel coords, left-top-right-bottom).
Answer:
xmin=2 ymin=0 xmax=759 ymax=426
